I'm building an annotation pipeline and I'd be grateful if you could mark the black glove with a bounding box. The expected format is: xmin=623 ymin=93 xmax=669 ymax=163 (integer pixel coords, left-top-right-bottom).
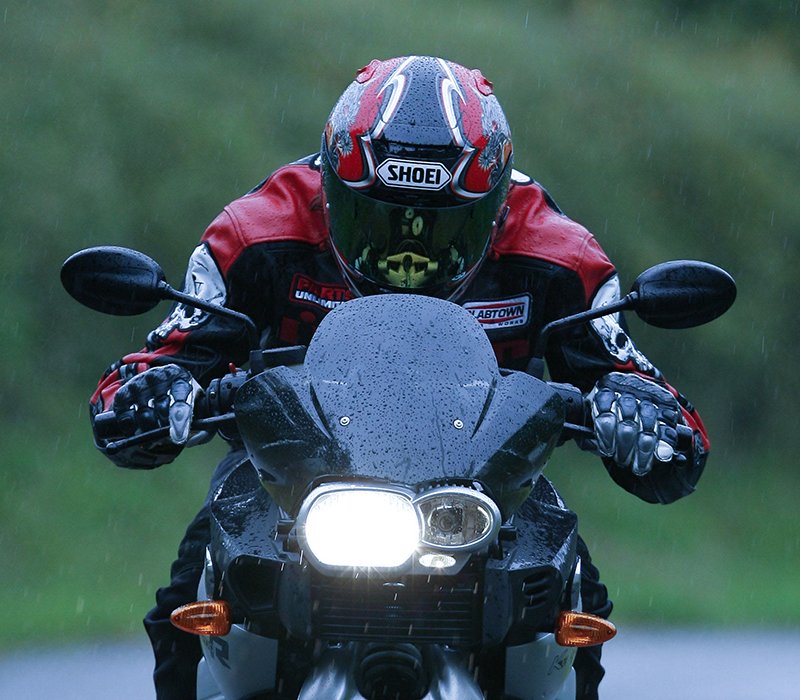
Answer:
xmin=590 ymin=372 xmax=681 ymax=476
xmin=112 ymin=364 xmax=197 ymax=447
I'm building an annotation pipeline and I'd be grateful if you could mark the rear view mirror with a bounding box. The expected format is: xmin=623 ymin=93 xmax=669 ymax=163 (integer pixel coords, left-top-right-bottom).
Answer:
xmin=62 ymin=245 xmax=261 ymax=351
xmin=528 ymin=259 xmax=736 ymax=378
xmin=61 ymin=246 xmax=168 ymax=316
xmin=631 ymin=260 xmax=737 ymax=329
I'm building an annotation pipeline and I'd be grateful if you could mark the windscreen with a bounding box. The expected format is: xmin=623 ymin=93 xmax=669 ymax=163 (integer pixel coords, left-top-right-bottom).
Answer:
xmin=236 ymin=295 xmax=563 ymax=515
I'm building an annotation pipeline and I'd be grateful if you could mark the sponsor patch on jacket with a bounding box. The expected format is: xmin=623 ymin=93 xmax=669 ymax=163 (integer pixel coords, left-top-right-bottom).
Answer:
xmin=463 ymin=295 xmax=531 ymax=329
xmin=291 ymin=274 xmax=353 ymax=310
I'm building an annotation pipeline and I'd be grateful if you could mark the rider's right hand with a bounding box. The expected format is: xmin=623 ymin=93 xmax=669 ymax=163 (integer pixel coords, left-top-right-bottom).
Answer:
xmin=113 ymin=363 xmax=197 ymax=442
xmin=95 ymin=364 xmax=198 ymax=468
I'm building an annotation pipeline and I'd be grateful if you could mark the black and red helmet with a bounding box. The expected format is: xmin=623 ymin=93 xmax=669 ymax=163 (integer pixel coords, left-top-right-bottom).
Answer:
xmin=321 ymin=56 xmax=513 ymax=300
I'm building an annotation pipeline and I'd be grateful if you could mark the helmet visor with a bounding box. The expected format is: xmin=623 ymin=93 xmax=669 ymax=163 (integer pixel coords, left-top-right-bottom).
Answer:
xmin=325 ymin=167 xmax=503 ymax=295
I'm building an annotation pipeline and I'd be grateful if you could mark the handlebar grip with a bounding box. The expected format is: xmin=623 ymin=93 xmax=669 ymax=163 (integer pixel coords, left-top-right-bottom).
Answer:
xmin=93 ymin=410 xmax=122 ymax=439
xmin=96 ymin=370 xmax=246 ymax=455
xmin=549 ymin=382 xmax=588 ymax=427
xmin=675 ymin=423 xmax=695 ymax=454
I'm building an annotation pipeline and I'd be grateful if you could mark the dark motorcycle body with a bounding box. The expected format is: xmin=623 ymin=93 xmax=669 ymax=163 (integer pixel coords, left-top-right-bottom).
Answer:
xmin=198 ymin=295 xmax=582 ymax=699
xmin=60 ymin=245 xmax=735 ymax=699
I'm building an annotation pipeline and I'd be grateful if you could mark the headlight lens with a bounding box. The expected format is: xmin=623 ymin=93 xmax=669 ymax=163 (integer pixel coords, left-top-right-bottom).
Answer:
xmin=416 ymin=487 xmax=500 ymax=550
xmin=303 ymin=488 xmax=420 ymax=568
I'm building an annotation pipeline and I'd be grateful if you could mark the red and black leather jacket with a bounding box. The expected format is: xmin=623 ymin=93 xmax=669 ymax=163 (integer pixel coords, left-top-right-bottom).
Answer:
xmin=91 ymin=155 xmax=709 ymax=503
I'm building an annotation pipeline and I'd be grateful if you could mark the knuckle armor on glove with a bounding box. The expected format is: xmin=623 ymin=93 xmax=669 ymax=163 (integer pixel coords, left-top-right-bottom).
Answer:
xmin=590 ymin=372 xmax=681 ymax=476
xmin=112 ymin=364 xmax=198 ymax=446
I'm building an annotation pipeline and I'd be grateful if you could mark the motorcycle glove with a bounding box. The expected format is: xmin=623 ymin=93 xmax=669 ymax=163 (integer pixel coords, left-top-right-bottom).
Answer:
xmin=111 ymin=363 xmax=199 ymax=449
xmin=589 ymin=372 xmax=681 ymax=476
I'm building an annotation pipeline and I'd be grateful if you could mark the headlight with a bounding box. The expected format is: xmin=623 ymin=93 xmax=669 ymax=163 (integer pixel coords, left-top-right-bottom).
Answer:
xmin=296 ymin=483 xmax=501 ymax=572
xmin=415 ymin=487 xmax=501 ymax=551
xmin=300 ymin=486 xmax=420 ymax=568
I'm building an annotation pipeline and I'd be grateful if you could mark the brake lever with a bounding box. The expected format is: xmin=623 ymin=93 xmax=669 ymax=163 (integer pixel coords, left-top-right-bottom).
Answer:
xmin=104 ymin=413 xmax=236 ymax=455
xmin=105 ymin=426 xmax=170 ymax=455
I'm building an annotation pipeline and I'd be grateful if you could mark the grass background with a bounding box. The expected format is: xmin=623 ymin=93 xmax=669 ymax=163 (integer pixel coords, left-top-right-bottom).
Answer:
xmin=2 ymin=0 xmax=798 ymax=649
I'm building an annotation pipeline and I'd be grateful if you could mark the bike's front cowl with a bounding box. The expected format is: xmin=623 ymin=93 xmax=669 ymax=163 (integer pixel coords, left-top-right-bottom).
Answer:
xmin=172 ymin=460 xmax=614 ymax=700
xmin=170 ymin=295 xmax=616 ymax=698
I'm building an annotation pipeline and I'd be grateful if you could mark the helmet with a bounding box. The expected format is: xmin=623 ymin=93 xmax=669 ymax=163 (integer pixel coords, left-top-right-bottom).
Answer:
xmin=321 ymin=56 xmax=513 ymax=300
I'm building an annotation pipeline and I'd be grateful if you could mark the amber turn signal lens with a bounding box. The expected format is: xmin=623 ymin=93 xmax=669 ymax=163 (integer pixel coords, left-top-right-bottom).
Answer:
xmin=555 ymin=611 xmax=617 ymax=647
xmin=170 ymin=600 xmax=231 ymax=636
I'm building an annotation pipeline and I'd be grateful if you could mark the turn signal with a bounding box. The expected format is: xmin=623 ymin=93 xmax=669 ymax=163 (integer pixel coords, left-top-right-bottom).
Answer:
xmin=170 ymin=600 xmax=231 ymax=636
xmin=555 ymin=611 xmax=617 ymax=647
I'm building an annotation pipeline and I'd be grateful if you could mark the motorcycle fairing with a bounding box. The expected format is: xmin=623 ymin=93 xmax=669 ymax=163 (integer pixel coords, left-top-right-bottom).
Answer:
xmin=235 ymin=295 xmax=565 ymax=516
xmin=204 ymin=294 xmax=579 ymax=697
xmin=208 ymin=459 xmax=295 ymax=637
xmin=483 ymin=477 xmax=578 ymax=647
xmin=208 ymin=461 xmax=578 ymax=650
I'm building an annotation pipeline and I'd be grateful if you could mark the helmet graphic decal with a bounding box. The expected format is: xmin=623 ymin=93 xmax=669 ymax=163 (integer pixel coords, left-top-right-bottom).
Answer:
xmin=323 ymin=56 xmax=512 ymax=203
xmin=439 ymin=58 xmax=468 ymax=148
xmin=323 ymin=77 xmax=377 ymax=188
xmin=372 ymin=56 xmax=414 ymax=140
xmin=440 ymin=58 xmax=512 ymax=199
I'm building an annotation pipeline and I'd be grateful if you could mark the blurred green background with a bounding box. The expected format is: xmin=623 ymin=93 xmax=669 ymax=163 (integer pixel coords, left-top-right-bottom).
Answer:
xmin=2 ymin=0 xmax=798 ymax=649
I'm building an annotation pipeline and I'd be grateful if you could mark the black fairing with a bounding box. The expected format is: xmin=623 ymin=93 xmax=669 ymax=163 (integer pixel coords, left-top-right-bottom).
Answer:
xmin=209 ymin=461 xmax=578 ymax=647
xmin=234 ymin=295 xmax=565 ymax=517
xmin=484 ymin=477 xmax=578 ymax=646
xmin=208 ymin=460 xmax=295 ymax=636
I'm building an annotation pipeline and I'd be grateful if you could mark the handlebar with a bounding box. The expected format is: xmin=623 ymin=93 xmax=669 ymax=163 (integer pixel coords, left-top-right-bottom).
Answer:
xmin=94 ymin=370 xmax=249 ymax=454
xmin=94 ymin=371 xmax=693 ymax=457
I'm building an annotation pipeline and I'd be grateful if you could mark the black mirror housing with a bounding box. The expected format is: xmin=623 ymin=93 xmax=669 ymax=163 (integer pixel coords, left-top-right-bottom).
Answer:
xmin=61 ymin=246 xmax=167 ymax=316
xmin=631 ymin=260 xmax=737 ymax=329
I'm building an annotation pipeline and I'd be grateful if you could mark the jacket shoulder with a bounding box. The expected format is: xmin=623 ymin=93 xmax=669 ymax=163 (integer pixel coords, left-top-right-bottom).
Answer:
xmin=492 ymin=173 xmax=616 ymax=303
xmin=202 ymin=155 xmax=327 ymax=274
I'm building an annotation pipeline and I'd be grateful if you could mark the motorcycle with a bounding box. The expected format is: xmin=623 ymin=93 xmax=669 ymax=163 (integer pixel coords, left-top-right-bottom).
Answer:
xmin=62 ymin=247 xmax=735 ymax=699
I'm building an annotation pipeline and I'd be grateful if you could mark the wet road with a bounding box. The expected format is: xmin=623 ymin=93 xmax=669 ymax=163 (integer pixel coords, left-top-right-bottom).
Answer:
xmin=1 ymin=629 xmax=799 ymax=698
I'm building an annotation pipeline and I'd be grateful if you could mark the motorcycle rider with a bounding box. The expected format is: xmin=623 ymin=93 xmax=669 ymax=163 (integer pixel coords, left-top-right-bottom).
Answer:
xmin=90 ymin=56 xmax=709 ymax=699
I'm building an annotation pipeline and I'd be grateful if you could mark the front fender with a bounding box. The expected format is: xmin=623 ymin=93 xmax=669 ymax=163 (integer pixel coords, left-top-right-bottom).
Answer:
xmin=298 ymin=643 xmax=484 ymax=700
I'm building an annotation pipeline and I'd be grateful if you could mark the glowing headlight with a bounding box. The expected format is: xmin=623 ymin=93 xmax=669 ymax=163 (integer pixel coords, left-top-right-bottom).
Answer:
xmin=416 ymin=487 xmax=501 ymax=551
xmin=297 ymin=483 xmax=502 ymax=571
xmin=301 ymin=487 xmax=420 ymax=568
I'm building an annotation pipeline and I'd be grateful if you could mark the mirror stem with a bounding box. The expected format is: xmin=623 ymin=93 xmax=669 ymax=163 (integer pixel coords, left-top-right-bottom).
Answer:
xmin=159 ymin=281 xmax=260 ymax=350
xmin=527 ymin=293 xmax=637 ymax=378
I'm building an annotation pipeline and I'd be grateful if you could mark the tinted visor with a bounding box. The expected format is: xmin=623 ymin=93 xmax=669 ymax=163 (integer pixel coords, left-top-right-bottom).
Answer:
xmin=325 ymin=166 xmax=503 ymax=295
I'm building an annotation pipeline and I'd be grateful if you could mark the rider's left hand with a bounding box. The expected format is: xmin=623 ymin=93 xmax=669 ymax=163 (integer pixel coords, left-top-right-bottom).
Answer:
xmin=589 ymin=372 xmax=681 ymax=476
